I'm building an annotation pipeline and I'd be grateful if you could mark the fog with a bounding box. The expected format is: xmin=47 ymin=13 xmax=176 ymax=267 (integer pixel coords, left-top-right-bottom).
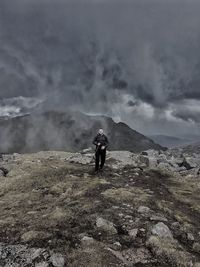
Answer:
xmin=0 ymin=0 xmax=200 ymax=136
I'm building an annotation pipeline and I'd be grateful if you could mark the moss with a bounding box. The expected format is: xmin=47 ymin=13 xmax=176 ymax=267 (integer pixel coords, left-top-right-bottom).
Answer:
xmin=101 ymin=187 xmax=151 ymax=204
xmin=147 ymin=236 xmax=193 ymax=267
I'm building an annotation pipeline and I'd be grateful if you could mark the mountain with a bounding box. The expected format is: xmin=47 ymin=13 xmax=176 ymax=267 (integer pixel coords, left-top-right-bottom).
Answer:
xmin=0 ymin=110 xmax=164 ymax=153
xmin=148 ymin=134 xmax=195 ymax=148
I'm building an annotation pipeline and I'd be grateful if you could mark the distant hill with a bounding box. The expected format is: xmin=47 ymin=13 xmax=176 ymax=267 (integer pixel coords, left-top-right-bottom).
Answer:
xmin=0 ymin=111 xmax=164 ymax=153
xmin=148 ymin=134 xmax=194 ymax=148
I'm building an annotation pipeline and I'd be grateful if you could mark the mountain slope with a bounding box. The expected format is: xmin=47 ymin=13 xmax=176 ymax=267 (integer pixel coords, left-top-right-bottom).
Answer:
xmin=148 ymin=134 xmax=193 ymax=148
xmin=0 ymin=111 xmax=164 ymax=153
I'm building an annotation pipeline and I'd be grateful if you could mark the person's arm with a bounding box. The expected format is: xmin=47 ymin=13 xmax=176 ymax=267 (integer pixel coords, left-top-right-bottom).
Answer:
xmin=101 ymin=136 xmax=109 ymax=149
xmin=93 ymin=136 xmax=99 ymax=146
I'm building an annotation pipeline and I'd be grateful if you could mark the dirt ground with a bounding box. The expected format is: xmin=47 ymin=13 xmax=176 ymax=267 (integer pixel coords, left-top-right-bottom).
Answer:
xmin=0 ymin=153 xmax=200 ymax=266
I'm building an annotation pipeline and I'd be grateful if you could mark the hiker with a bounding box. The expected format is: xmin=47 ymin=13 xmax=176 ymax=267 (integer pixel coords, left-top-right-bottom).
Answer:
xmin=93 ymin=129 xmax=109 ymax=172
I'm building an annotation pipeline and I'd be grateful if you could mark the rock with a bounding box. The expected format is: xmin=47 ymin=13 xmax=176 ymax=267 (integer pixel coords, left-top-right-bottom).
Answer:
xmin=138 ymin=228 xmax=146 ymax=238
xmin=141 ymin=151 xmax=148 ymax=156
xmin=21 ymin=231 xmax=42 ymax=242
xmin=50 ymin=253 xmax=65 ymax=267
xmin=96 ymin=217 xmax=117 ymax=234
xmin=30 ymin=248 xmax=45 ymax=260
xmin=81 ymin=147 xmax=93 ymax=154
xmin=151 ymin=222 xmax=173 ymax=239
xmin=138 ymin=155 xmax=149 ymax=167
xmin=128 ymin=228 xmax=138 ymax=239
xmin=180 ymin=157 xmax=198 ymax=170
xmin=112 ymin=242 xmax=122 ymax=251
xmin=138 ymin=206 xmax=150 ymax=214
xmin=0 ymin=170 xmax=4 ymax=177
xmin=157 ymin=162 xmax=175 ymax=172
xmin=150 ymin=215 xmax=168 ymax=222
xmin=187 ymin=233 xmax=195 ymax=242
xmin=81 ymin=236 xmax=95 ymax=246
xmin=35 ymin=262 xmax=49 ymax=267
xmin=193 ymin=243 xmax=200 ymax=253
xmin=194 ymin=263 xmax=200 ymax=267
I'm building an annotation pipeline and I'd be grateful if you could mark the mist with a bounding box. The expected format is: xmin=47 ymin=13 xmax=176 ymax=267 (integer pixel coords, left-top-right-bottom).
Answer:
xmin=0 ymin=0 xmax=200 ymax=137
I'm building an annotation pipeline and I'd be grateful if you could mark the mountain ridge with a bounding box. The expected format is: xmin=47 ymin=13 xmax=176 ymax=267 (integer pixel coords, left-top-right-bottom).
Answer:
xmin=0 ymin=110 xmax=164 ymax=154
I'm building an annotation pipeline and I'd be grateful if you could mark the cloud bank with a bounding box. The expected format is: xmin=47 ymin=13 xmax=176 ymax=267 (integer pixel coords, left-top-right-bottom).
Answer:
xmin=0 ymin=0 xmax=200 ymax=136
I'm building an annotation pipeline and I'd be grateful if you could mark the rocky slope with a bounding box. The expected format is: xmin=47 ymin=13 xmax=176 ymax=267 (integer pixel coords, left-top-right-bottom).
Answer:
xmin=0 ymin=148 xmax=200 ymax=266
xmin=0 ymin=110 xmax=163 ymax=154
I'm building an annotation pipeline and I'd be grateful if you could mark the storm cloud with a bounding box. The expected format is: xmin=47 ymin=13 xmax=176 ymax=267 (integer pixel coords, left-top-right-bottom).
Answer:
xmin=0 ymin=0 xmax=200 ymax=136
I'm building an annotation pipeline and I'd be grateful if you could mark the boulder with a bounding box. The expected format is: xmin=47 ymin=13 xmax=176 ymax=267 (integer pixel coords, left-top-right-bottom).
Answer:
xmin=138 ymin=206 xmax=150 ymax=214
xmin=112 ymin=242 xmax=122 ymax=251
xmin=150 ymin=215 xmax=168 ymax=222
xmin=128 ymin=228 xmax=138 ymax=239
xmin=193 ymin=243 xmax=200 ymax=253
xmin=50 ymin=253 xmax=65 ymax=267
xmin=81 ymin=147 xmax=93 ymax=154
xmin=81 ymin=236 xmax=95 ymax=246
xmin=96 ymin=217 xmax=117 ymax=234
xmin=35 ymin=262 xmax=49 ymax=267
xmin=180 ymin=157 xmax=198 ymax=170
xmin=151 ymin=222 xmax=173 ymax=239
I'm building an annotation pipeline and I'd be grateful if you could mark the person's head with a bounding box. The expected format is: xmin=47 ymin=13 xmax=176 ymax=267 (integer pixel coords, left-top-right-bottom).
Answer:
xmin=98 ymin=129 xmax=104 ymax=135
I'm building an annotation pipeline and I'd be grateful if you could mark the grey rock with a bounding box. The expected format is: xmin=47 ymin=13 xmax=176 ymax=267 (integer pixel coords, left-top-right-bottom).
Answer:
xmin=151 ymin=222 xmax=173 ymax=239
xmin=180 ymin=157 xmax=198 ymax=170
xmin=193 ymin=243 xmax=200 ymax=253
xmin=128 ymin=228 xmax=138 ymax=239
xmin=96 ymin=217 xmax=117 ymax=234
xmin=0 ymin=170 xmax=4 ymax=177
xmin=50 ymin=253 xmax=65 ymax=267
xmin=150 ymin=215 xmax=168 ymax=222
xmin=112 ymin=242 xmax=122 ymax=251
xmin=81 ymin=147 xmax=93 ymax=154
xmin=81 ymin=236 xmax=95 ymax=246
xmin=35 ymin=262 xmax=49 ymax=267
xmin=138 ymin=155 xmax=149 ymax=167
xmin=187 ymin=233 xmax=195 ymax=242
xmin=138 ymin=206 xmax=150 ymax=214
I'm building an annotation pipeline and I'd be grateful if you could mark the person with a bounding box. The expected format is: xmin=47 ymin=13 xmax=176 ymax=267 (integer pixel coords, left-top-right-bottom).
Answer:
xmin=93 ymin=129 xmax=109 ymax=173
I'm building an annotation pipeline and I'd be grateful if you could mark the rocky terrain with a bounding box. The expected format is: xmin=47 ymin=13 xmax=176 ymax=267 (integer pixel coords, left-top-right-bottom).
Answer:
xmin=0 ymin=110 xmax=163 ymax=154
xmin=0 ymin=146 xmax=200 ymax=266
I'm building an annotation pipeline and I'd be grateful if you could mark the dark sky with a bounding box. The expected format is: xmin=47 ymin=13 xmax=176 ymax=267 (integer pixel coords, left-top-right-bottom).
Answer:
xmin=0 ymin=0 xmax=200 ymax=136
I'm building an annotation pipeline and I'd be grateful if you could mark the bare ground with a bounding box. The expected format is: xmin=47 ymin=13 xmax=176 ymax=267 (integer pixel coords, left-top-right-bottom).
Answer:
xmin=0 ymin=152 xmax=200 ymax=266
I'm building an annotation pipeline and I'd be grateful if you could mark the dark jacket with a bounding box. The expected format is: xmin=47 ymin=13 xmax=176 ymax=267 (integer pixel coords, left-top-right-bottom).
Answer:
xmin=93 ymin=134 xmax=109 ymax=148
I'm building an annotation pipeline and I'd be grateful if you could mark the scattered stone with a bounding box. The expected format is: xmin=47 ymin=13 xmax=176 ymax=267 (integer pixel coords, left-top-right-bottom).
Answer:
xmin=180 ymin=157 xmax=198 ymax=170
xmin=21 ymin=231 xmax=47 ymax=242
xmin=50 ymin=253 xmax=65 ymax=267
xmin=35 ymin=262 xmax=49 ymax=267
xmin=151 ymin=222 xmax=173 ymax=239
xmin=187 ymin=233 xmax=195 ymax=242
xmin=138 ymin=206 xmax=150 ymax=214
xmin=81 ymin=147 xmax=93 ymax=154
xmin=124 ymin=215 xmax=132 ymax=219
xmin=128 ymin=228 xmax=138 ymax=239
xmin=112 ymin=242 xmax=122 ymax=251
xmin=0 ymin=169 xmax=5 ymax=177
xmin=81 ymin=236 xmax=95 ymax=246
xmin=138 ymin=228 xmax=146 ymax=238
xmin=150 ymin=215 xmax=168 ymax=222
xmin=96 ymin=217 xmax=117 ymax=234
xmin=193 ymin=243 xmax=200 ymax=253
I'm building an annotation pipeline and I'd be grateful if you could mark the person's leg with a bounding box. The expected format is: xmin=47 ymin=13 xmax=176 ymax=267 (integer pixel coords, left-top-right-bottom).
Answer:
xmin=95 ymin=150 xmax=100 ymax=171
xmin=100 ymin=149 xmax=106 ymax=169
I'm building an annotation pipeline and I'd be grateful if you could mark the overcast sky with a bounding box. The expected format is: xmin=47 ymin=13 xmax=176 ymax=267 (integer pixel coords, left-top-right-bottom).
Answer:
xmin=0 ymin=0 xmax=200 ymax=136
